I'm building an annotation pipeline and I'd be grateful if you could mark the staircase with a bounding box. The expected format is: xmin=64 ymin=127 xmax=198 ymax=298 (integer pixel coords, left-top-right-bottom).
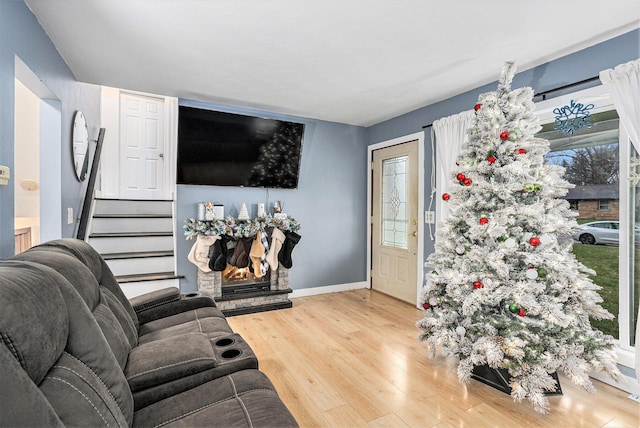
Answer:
xmin=87 ymin=199 xmax=181 ymax=298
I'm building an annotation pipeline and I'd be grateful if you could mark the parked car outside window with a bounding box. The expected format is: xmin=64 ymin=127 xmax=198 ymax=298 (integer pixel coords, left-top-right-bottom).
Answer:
xmin=572 ymin=220 xmax=640 ymax=245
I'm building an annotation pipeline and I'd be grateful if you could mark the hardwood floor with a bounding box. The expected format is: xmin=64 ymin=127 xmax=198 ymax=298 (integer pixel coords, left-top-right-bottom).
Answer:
xmin=228 ymin=289 xmax=639 ymax=427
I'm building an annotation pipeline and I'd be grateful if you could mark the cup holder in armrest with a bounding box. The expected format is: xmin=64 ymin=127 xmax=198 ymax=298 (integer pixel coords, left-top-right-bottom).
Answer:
xmin=221 ymin=349 xmax=242 ymax=359
xmin=215 ymin=337 xmax=235 ymax=347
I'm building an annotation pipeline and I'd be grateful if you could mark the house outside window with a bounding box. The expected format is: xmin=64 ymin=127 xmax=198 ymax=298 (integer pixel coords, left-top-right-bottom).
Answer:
xmin=598 ymin=199 xmax=610 ymax=211
xmin=569 ymin=200 xmax=579 ymax=210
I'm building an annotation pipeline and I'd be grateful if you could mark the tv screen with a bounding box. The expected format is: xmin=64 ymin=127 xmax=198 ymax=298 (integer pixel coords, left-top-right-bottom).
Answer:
xmin=177 ymin=106 xmax=304 ymax=189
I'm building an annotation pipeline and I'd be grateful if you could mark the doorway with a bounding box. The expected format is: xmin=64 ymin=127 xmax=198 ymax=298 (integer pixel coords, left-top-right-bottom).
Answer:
xmin=368 ymin=132 xmax=424 ymax=306
xmin=14 ymin=57 xmax=61 ymax=253
xmin=119 ymin=92 xmax=167 ymax=200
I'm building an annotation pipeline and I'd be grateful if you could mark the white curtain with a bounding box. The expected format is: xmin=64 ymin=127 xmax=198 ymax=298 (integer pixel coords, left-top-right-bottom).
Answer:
xmin=599 ymin=58 xmax=640 ymax=382
xmin=432 ymin=110 xmax=475 ymax=241
xmin=599 ymin=59 xmax=640 ymax=151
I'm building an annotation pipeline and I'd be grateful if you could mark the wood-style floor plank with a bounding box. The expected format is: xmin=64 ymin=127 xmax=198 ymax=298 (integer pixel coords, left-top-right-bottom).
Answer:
xmin=228 ymin=289 xmax=639 ymax=427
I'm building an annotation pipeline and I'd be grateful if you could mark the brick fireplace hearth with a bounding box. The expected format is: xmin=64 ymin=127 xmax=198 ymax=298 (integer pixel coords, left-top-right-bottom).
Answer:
xmin=197 ymin=267 xmax=293 ymax=316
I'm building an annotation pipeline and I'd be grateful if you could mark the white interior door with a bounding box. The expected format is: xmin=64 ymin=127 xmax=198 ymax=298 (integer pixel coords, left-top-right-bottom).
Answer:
xmin=119 ymin=93 xmax=165 ymax=200
xmin=371 ymin=140 xmax=419 ymax=304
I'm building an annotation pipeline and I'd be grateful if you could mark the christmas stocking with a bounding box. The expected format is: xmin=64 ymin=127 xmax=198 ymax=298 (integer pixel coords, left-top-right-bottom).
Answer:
xmin=229 ymin=237 xmax=251 ymax=268
xmin=208 ymin=235 xmax=229 ymax=271
xmin=187 ymin=235 xmax=218 ymax=272
xmin=249 ymin=231 xmax=267 ymax=278
xmin=266 ymin=228 xmax=286 ymax=270
xmin=278 ymin=231 xmax=301 ymax=269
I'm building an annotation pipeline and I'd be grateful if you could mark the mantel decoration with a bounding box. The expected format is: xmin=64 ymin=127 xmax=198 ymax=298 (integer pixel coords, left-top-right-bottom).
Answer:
xmin=417 ymin=62 xmax=619 ymax=414
xmin=184 ymin=215 xmax=301 ymax=240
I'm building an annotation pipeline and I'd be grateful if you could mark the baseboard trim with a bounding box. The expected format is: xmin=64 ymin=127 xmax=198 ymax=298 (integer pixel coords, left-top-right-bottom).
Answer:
xmin=290 ymin=281 xmax=368 ymax=298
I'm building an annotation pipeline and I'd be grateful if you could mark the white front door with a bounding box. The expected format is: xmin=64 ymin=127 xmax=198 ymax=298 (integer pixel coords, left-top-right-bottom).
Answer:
xmin=371 ymin=140 xmax=419 ymax=304
xmin=119 ymin=93 xmax=165 ymax=200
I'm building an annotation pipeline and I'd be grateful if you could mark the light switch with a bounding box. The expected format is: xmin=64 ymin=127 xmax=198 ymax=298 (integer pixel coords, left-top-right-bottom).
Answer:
xmin=425 ymin=211 xmax=435 ymax=224
xmin=67 ymin=208 xmax=74 ymax=224
xmin=0 ymin=165 xmax=10 ymax=186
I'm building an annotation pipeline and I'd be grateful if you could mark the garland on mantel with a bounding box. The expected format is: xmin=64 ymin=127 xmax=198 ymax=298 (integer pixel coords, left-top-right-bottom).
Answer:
xmin=184 ymin=215 xmax=301 ymax=240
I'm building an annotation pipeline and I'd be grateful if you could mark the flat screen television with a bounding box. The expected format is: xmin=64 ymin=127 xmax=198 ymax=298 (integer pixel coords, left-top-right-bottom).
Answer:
xmin=177 ymin=106 xmax=305 ymax=189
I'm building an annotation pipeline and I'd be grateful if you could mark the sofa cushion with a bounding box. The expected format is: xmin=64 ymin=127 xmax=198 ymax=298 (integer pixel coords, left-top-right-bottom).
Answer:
xmin=138 ymin=306 xmax=227 ymax=336
xmin=138 ymin=314 xmax=234 ymax=345
xmin=132 ymin=369 xmax=298 ymax=428
xmin=13 ymin=250 xmax=137 ymax=368
xmin=0 ymin=261 xmax=134 ymax=426
xmin=0 ymin=343 xmax=64 ymax=427
xmin=0 ymin=261 xmax=68 ymax=385
xmin=31 ymin=238 xmax=140 ymax=329
xmin=125 ymin=333 xmax=217 ymax=392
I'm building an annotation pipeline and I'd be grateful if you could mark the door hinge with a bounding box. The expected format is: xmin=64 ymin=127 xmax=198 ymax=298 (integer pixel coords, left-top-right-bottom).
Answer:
xmin=370 ymin=216 xmax=374 ymax=224
xmin=371 ymin=161 xmax=374 ymax=170
xmin=370 ymin=270 xmax=373 ymax=278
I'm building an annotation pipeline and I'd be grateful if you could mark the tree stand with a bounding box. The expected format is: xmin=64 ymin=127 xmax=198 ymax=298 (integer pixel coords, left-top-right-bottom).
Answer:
xmin=471 ymin=365 xmax=563 ymax=396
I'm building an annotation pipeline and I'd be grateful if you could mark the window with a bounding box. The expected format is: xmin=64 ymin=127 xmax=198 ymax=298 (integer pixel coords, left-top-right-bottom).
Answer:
xmin=537 ymin=85 xmax=637 ymax=394
xmin=569 ymin=200 xmax=579 ymax=210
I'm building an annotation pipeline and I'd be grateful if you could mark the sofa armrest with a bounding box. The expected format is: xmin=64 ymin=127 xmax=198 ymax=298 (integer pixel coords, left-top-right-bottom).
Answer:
xmin=130 ymin=287 xmax=181 ymax=312
xmin=125 ymin=333 xmax=217 ymax=393
xmin=133 ymin=291 xmax=217 ymax=325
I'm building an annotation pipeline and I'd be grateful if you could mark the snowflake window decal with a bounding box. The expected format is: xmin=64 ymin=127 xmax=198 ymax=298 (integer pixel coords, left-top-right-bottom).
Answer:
xmin=553 ymin=100 xmax=594 ymax=136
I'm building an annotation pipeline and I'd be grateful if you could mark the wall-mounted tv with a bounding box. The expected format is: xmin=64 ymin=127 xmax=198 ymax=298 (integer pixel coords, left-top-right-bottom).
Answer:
xmin=177 ymin=106 xmax=305 ymax=189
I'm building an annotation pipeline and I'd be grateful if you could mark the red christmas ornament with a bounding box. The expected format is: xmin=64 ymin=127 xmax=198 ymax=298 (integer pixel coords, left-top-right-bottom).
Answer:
xmin=487 ymin=156 xmax=496 ymax=164
xmin=516 ymin=148 xmax=527 ymax=155
xmin=529 ymin=237 xmax=541 ymax=247
xmin=518 ymin=308 xmax=526 ymax=317
xmin=474 ymin=103 xmax=482 ymax=111
xmin=500 ymin=131 xmax=510 ymax=141
xmin=479 ymin=217 xmax=488 ymax=225
xmin=473 ymin=281 xmax=483 ymax=289
xmin=456 ymin=173 xmax=466 ymax=181
xmin=422 ymin=302 xmax=430 ymax=310
xmin=442 ymin=193 xmax=451 ymax=201
xmin=463 ymin=178 xmax=472 ymax=186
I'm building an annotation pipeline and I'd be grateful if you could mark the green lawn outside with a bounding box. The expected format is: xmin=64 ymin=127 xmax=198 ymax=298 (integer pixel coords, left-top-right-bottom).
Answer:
xmin=571 ymin=244 xmax=620 ymax=338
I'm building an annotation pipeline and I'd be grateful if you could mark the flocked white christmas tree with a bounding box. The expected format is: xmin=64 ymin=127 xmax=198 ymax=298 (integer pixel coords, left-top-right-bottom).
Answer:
xmin=417 ymin=62 xmax=620 ymax=413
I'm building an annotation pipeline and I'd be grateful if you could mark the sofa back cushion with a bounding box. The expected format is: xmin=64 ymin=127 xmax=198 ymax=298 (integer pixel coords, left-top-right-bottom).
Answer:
xmin=13 ymin=249 xmax=137 ymax=367
xmin=0 ymin=261 xmax=134 ymax=426
xmin=32 ymin=238 xmax=140 ymax=332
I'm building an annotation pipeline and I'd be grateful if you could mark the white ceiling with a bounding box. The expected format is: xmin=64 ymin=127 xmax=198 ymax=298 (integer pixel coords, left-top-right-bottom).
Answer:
xmin=24 ymin=0 xmax=640 ymax=127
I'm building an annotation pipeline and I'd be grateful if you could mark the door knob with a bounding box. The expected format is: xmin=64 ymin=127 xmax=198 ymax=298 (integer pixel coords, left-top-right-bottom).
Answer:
xmin=159 ymin=153 xmax=164 ymax=158
xmin=411 ymin=231 xmax=417 ymax=237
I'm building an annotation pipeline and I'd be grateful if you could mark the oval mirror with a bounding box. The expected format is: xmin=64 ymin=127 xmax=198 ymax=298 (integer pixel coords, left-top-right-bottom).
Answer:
xmin=72 ymin=111 xmax=89 ymax=181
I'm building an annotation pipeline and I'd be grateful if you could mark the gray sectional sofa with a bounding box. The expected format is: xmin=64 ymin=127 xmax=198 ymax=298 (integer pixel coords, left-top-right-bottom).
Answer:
xmin=0 ymin=238 xmax=298 ymax=427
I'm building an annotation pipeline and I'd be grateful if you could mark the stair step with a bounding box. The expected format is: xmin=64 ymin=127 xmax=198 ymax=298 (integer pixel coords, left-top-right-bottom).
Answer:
xmin=88 ymin=235 xmax=173 ymax=254
xmin=117 ymin=272 xmax=183 ymax=283
xmin=120 ymin=277 xmax=182 ymax=299
xmin=106 ymin=255 xmax=175 ymax=276
xmin=92 ymin=217 xmax=173 ymax=234
xmin=93 ymin=214 xmax=172 ymax=219
xmin=90 ymin=231 xmax=173 ymax=238
xmin=94 ymin=199 xmax=173 ymax=216
xmin=102 ymin=251 xmax=174 ymax=260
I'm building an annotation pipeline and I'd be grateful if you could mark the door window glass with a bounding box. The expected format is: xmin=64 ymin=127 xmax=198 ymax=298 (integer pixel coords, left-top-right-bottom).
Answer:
xmin=382 ymin=156 xmax=408 ymax=249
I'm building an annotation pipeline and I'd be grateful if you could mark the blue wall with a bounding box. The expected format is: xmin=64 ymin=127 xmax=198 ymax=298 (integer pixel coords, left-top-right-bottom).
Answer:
xmin=177 ymin=99 xmax=368 ymax=292
xmin=0 ymin=0 xmax=101 ymax=258
xmin=367 ymin=29 xmax=640 ymax=273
